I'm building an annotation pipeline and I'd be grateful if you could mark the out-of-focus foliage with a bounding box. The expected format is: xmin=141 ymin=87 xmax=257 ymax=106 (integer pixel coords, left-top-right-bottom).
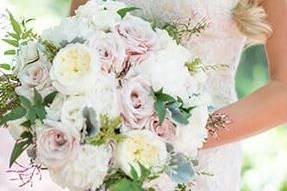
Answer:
xmin=5 ymin=0 xmax=287 ymax=190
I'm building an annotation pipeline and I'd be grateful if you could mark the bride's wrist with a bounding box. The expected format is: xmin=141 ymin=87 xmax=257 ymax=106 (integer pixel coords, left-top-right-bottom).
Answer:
xmin=206 ymin=112 xmax=233 ymax=139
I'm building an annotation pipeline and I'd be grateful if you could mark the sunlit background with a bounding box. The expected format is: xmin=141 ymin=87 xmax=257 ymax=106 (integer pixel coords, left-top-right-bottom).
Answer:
xmin=0 ymin=0 xmax=287 ymax=191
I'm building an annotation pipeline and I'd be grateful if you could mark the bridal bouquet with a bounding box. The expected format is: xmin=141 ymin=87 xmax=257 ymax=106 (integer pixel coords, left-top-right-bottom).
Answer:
xmin=0 ymin=1 xmax=209 ymax=191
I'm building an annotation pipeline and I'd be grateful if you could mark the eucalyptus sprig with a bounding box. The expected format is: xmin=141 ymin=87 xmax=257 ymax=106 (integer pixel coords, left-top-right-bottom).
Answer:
xmin=152 ymin=88 xmax=195 ymax=125
xmin=2 ymin=11 xmax=37 ymax=55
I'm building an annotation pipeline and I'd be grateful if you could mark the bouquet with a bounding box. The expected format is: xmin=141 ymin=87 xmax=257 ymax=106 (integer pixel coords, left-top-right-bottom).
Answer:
xmin=0 ymin=1 xmax=210 ymax=191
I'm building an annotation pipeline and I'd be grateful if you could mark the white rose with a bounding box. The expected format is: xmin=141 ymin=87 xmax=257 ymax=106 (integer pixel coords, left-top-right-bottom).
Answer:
xmin=15 ymin=41 xmax=39 ymax=73
xmin=87 ymin=32 xmax=126 ymax=75
xmin=16 ymin=59 xmax=55 ymax=99
xmin=117 ymin=75 xmax=154 ymax=129
xmin=50 ymin=43 xmax=98 ymax=95
xmin=173 ymin=106 xmax=208 ymax=157
xmin=36 ymin=120 xmax=80 ymax=169
xmin=42 ymin=17 xmax=91 ymax=47
xmin=116 ymin=16 xmax=158 ymax=63
xmin=61 ymin=96 xmax=87 ymax=131
xmin=116 ymin=130 xmax=168 ymax=177
xmin=50 ymin=145 xmax=112 ymax=191
xmin=76 ymin=0 xmax=126 ymax=31
xmin=7 ymin=118 xmax=26 ymax=140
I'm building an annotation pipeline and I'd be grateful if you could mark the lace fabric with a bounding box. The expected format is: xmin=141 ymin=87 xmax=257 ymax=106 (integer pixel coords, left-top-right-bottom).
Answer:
xmin=119 ymin=0 xmax=246 ymax=190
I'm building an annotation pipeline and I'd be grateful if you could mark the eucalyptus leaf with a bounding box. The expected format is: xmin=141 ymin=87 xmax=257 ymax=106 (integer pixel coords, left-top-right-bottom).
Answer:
xmin=167 ymin=153 xmax=195 ymax=184
xmin=170 ymin=108 xmax=189 ymax=125
xmin=19 ymin=96 xmax=32 ymax=109
xmin=155 ymin=100 xmax=166 ymax=124
xmin=44 ymin=91 xmax=58 ymax=106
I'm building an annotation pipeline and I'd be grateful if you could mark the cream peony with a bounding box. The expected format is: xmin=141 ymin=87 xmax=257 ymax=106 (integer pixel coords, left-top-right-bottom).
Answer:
xmin=87 ymin=32 xmax=126 ymax=75
xmin=36 ymin=120 xmax=80 ymax=169
xmin=117 ymin=75 xmax=154 ymax=129
xmin=50 ymin=43 xmax=98 ymax=95
xmin=61 ymin=96 xmax=87 ymax=131
xmin=116 ymin=130 xmax=167 ymax=177
xmin=50 ymin=145 xmax=112 ymax=191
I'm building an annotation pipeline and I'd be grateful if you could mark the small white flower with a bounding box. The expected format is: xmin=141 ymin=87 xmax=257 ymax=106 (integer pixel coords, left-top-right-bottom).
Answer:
xmin=50 ymin=145 xmax=112 ymax=191
xmin=116 ymin=130 xmax=168 ymax=177
xmin=173 ymin=106 xmax=209 ymax=157
xmin=61 ymin=96 xmax=87 ymax=131
xmin=50 ymin=43 xmax=98 ymax=95
xmin=36 ymin=120 xmax=80 ymax=169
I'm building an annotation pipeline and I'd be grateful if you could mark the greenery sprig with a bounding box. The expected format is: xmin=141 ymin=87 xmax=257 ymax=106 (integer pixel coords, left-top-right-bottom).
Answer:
xmin=86 ymin=114 xmax=124 ymax=146
xmin=152 ymin=88 xmax=195 ymax=125
xmin=106 ymin=163 xmax=155 ymax=191
xmin=2 ymin=11 xmax=37 ymax=55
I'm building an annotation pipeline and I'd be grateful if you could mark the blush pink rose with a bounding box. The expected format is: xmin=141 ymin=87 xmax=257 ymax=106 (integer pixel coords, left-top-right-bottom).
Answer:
xmin=115 ymin=16 xmax=158 ymax=63
xmin=36 ymin=120 xmax=80 ymax=169
xmin=147 ymin=115 xmax=177 ymax=142
xmin=117 ymin=75 xmax=154 ymax=129
xmin=88 ymin=32 xmax=127 ymax=75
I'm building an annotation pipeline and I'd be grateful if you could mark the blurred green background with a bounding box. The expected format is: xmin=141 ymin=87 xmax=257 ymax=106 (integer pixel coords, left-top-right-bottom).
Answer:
xmin=3 ymin=0 xmax=287 ymax=190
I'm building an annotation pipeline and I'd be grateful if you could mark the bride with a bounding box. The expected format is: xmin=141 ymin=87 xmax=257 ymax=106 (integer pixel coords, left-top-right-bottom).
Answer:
xmin=70 ymin=0 xmax=287 ymax=190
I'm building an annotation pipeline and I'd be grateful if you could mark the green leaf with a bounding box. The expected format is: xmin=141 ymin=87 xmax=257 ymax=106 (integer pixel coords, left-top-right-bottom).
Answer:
xmin=155 ymin=100 xmax=166 ymax=124
xmin=19 ymin=96 xmax=32 ymax=109
xmin=43 ymin=91 xmax=57 ymax=106
xmin=9 ymin=131 xmax=33 ymax=167
xmin=33 ymin=89 xmax=43 ymax=105
xmin=2 ymin=39 xmax=19 ymax=47
xmin=138 ymin=163 xmax=151 ymax=183
xmin=109 ymin=178 xmax=143 ymax=191
xmin=26 ymin=108 xmax=37 ymax=124
xmin=4 ymin=49 xmax=16 ymax=55
xmin=130 ymin=164 xmax=139 ymax=180
xmin=8 ymin=12 xmax=22 ymax=36
xmin=117 ymin=7 xmax=141 ymax=19
xmin=7 ymin=32 xmax=20 ymax=40
xmin=0 ymin=107 xmax=27 ymax=126
xmin=0 ymin=64 xmax=11 ymax=70
xmin=34 ymin=105 xmax=46 ymax=121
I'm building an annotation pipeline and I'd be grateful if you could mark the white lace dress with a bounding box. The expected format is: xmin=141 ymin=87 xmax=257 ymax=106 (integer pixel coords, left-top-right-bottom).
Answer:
xmin=120 ymin=0 xmax=247 ymax=190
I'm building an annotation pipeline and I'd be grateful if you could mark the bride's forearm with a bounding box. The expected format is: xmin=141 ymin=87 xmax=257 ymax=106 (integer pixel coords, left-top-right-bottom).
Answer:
xmin=204 ymin=0 xmax=287 ymax=148
xmin=204 ymin=80 xmax=287 ymax=148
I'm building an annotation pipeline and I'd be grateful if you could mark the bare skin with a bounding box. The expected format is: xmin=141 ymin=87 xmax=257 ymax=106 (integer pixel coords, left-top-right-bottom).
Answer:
xmin=70 ymin=0 xmax=287 ymax=148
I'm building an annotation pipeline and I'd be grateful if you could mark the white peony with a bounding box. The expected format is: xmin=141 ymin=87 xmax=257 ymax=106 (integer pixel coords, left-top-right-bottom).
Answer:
xmin=173 ymin=106 xmax=209 ymax=157
xmin=50 ymin=145 xmax=112 ymax=191
xmin=36 ymin=120 xmax=80 ymax=169
xmin=61 ymin=96 xmax=87 ymax=131
xmin=50 ymin=43 xmax=98 ymax=95
xmin=42 ymin=17 xmax=91 ymax=47
xmin=87 ymin=32 xmax=126 ymax=75
xmin=76 ymin=0 xmax=126 ymax=31
xmin=87 ymin=74 xmax=119 ymax=119
xmin=116 ymin=130 xmax=167 ymax=176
